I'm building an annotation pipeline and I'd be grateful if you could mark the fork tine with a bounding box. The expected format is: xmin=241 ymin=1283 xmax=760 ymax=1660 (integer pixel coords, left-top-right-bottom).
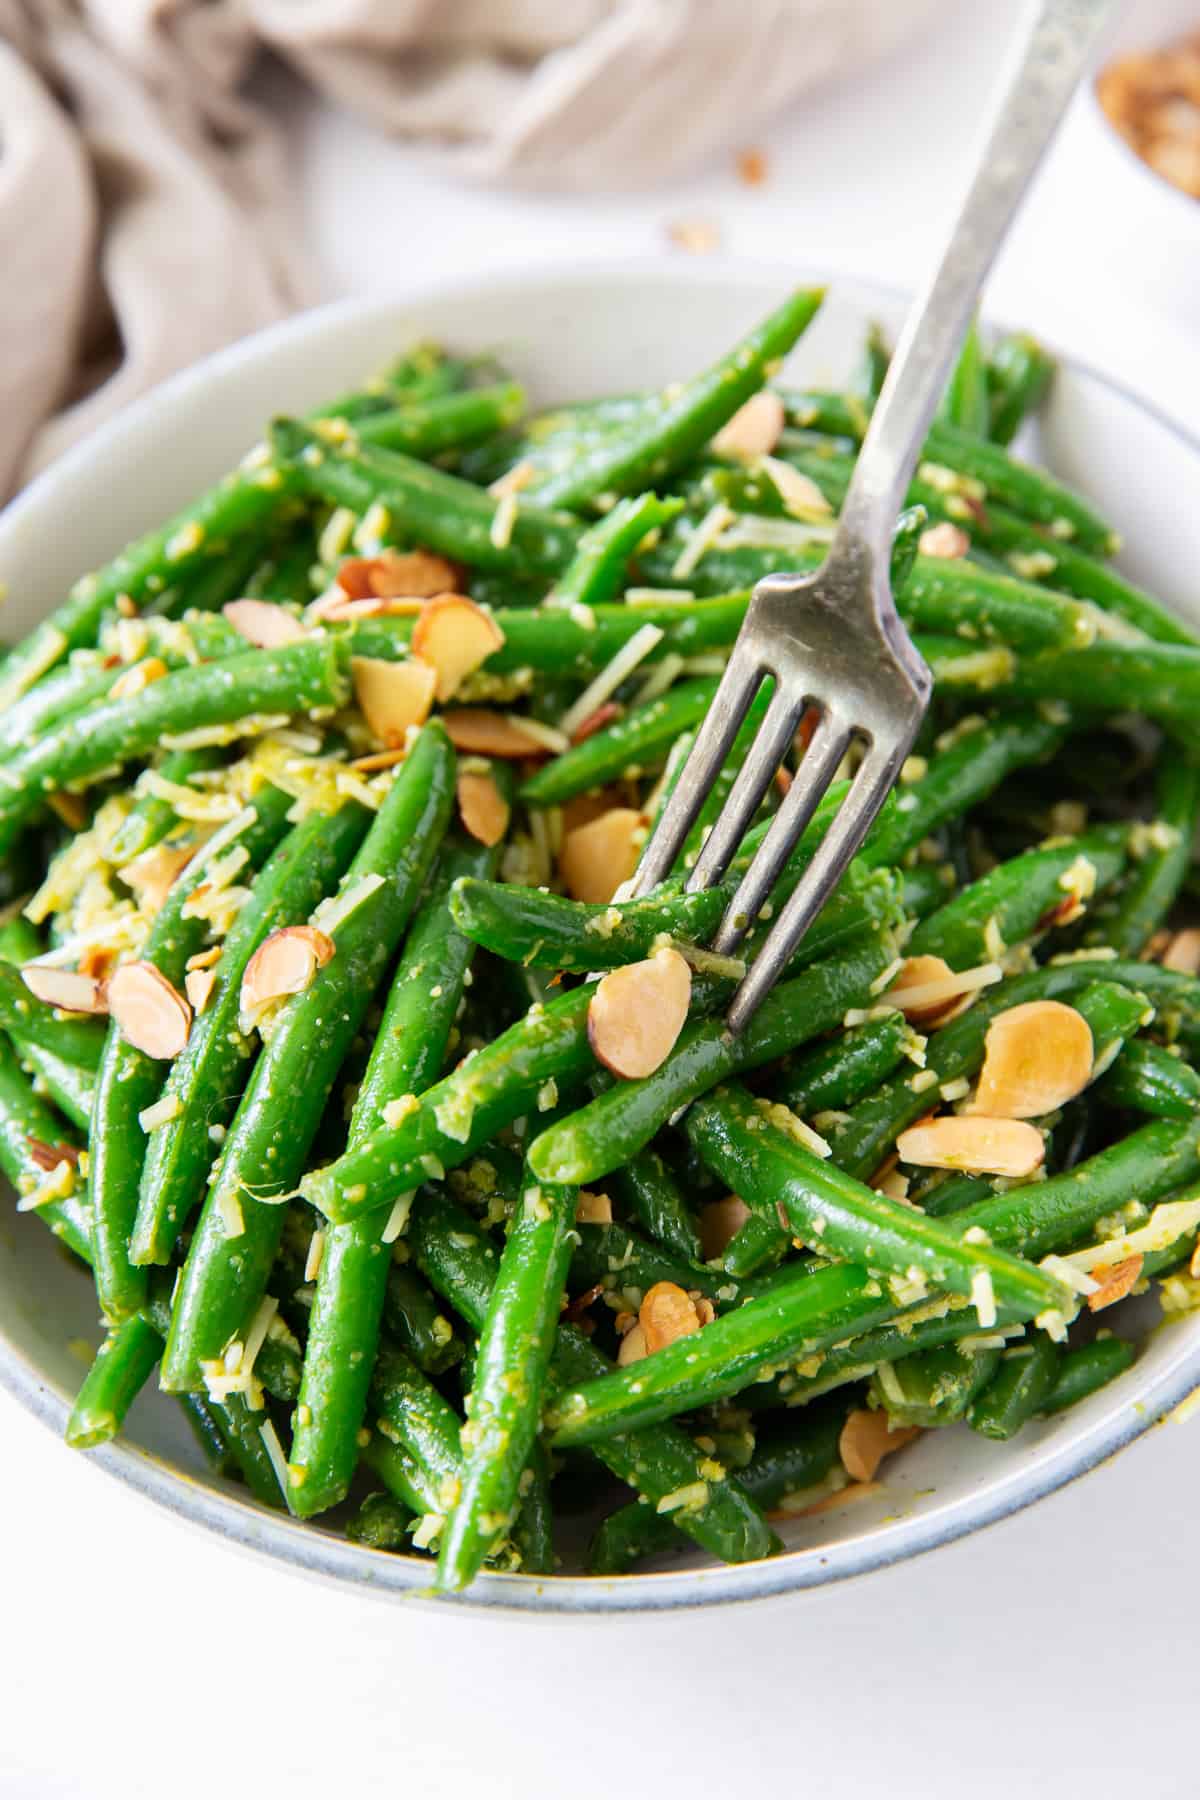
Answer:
xmin=685 ymin=687 xmax=805 ymax=894
xmin=710 ymin=709 xmax=853 ymax=953
xmin=625 ymin=653 xmax=764 ymax=899
xmin=726 ymin=738 xmax=906 ymax=1034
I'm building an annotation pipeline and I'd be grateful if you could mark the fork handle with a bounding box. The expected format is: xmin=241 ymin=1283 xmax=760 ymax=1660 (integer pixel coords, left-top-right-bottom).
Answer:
xmin=834 ymin=0 xmax=1114 ymax=571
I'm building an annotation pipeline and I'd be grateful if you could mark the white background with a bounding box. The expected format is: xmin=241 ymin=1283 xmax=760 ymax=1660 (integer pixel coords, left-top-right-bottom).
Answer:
xmin=5 ymin=4 xmax=1200 ymax=1795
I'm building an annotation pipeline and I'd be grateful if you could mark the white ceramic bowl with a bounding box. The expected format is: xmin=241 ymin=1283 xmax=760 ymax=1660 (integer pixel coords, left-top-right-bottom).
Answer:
xmin=3 ymin=260 xmax=1200 ymax=1612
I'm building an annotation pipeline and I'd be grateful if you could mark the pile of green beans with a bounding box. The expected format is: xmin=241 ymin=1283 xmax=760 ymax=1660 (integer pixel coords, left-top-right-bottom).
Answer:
xmin=3 ymin=299 xmax=1198 ymax=1595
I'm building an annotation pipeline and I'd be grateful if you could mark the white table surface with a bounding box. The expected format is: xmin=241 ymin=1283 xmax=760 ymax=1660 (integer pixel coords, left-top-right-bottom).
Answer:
xmin=5 ymin=5 xmax=1200 ymax=1796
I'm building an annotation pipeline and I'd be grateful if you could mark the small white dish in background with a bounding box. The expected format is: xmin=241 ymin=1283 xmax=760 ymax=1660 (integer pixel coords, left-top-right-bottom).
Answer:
xmin=1 ymin=259 xmax=1199 ymax=1612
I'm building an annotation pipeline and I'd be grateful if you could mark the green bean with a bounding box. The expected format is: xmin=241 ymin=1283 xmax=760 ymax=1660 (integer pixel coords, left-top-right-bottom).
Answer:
xmin=1084 ymin=752 xmax=1200 ymax=956
xmin=13 ymin=1042 xmax=93 ymax=1134
xmin=0 ymin=637 xmax=349 ymax=857
xmin=216 ymin=1394 xmax=288 ymax=1507
xmin=271 ymin=420 xmax=580 ymax=580
xmin=967 ymin=1332 xmax=1060 ymax=1440
xmin=855 ymin=323 xmax=891 ymax=405
xmin=919 ymin=636 xmax=1200 ymax=749
xmin=1096 ymin=1040 xmax=1200 ymax=1120
xmin=0 ymin=1037 xmax=89 ymax=1258
xmin=545 ymin=1116 xmax=1198 ymax=1446
xmin=436 ymin=1159 xmax=579 ymax=1591
xmin=569 ymin=1220 xmax=725 ymax=1306
xmin=938 ymin=317 xmax=990 ymax=436
xmin=779 ymin=391 xmax=1119 ymax=554
xmin=589 ymin=1397 xmax=850 ymax=1574
xmin=106 ymin=748 xmax=225 ymax=866
xmin=160 ymin=722 xmax=454 ymax=1395
xmin=611 ymin=1150 xmax=702 ymax=1265
xmin=0 ymin=660 xmax=125 ymax=764
xmin=527 ymin=935 xmax=897 ymax=1189
xmin=548 ymin=493 xmax=683 ymax=612
xmin=509 ymin=1445 xmax=555 ymax=1575
xmin=245 ymin=530 xmax=319 ymax=608
xmin=408 ymin=1187 xmax=779 ymax=1567
xmin=918 ymin=1172 xmax=999 ymax=1218
xmin=985 ymin=333 xmax=1055 ymax=445
xmin=451 ymin=857 xmax=895 ymax=978
xmin=871 ymin=1341 xmax=1002 ymax=1428
xmin=352 ymin=382 xmax=527 ymax=454
xmin=909 ymin=825 xmax=1130 ymax=964
xmin=772 ymin=1013 xmax=916 ymax=1116
xmin=0 ymin=962 xmax=107 ymax=1072
xmin=65 ymin=1314 xmax=163 ymax=1449
xmin=131 ymin=802 xmax=370 ymax=1267
xmin=525 ymin=289 xmax=825 ymax=509
xmin=890 ymin=504 xmax=927 ymax=598
xmin=1040 ymin=1335 xmax=1135 ymax=1414
xmin=90 ymin=785 xmax=295 ymax=1323
xmin=365 ymin=1346 xmax=465 ymax=1517
xmin=178 ymin=1393 xmax=236 ymax=1477
xmin=520 ymin=678 xmax=720 ymax=806
xmin=346 ymin=1491 xmax=414 ymax=1550
xmin=685 ymin=1082 xmax=1070 ymax=1316
xmin=290 ymin=833 xmax=495 ymax=1517
xmin=383 ymin=1263 xmax=463 ymax=1376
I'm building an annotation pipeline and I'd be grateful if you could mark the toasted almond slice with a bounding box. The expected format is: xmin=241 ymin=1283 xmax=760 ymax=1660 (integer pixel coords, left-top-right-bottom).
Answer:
xmin=310 ymin=592 xmax=429 ymax=623
xmin=971 ymin=999 xmax=1094 ymax=1119
xmin=442 ymin=708 xmax=551 ymax=758
xmin=351 ymin=656 xmax=436 ymax=746
xmin=896 ymin=1114 xmax=1045 ymax=1178
xmin=918 ymin=522 xmax=972 ymax=560
xmin=338 ymin=548 xmax=459 ymax=601
xmin=1162 ymin=928 xmax=1200 ymax=975
xmin=699 ymin=1194 xmax=752 ymax=1261
xmin=21 ymin=965 xmax=108 ymax=1015
xmin=457 ymin=767 xmax=510 ymax=847
xmin=224 ymin=598 xmax=307 ymax=648
xmin=640 ymin=1280 xmax=703 ymax=1354
xmin=575 ymin=1190 xmax=613 ymax=1225
xmin=241 ymin=925 xmax=335 ymax=1017
xmin=617 ymin=1321 xmax=648 ymax=1365
xmin=1087 ymin=1253 xmax=1144 ymax=1312
xmin=838 ymin=1409 xmax=921 ymax=1483
xmin=27 ymin=1136 xmax=81 ymax=1173
xmin=109 ymin=656 xmax=169 ymax=701
xmin=559 ymin=807 xmax=645 ymax=904
xmin=185 ymin=967 xmax=217 ymax=1014
xmin=107 ymin=962 xmax=192 ymax=1058
xmin=348 ymin=747 xmax=409 ymax=772
xmin=47 ymin=791 xmax=88 ymax=831
xmin=186 ymin=946 xmax=222 ymax=972
xmin=569 ymin=701 xmax=622 ymax=745
xmin=560 ymin=788 xmax=625 ymax=835
xmin=887 ymin=955 xmax=997 ymax=1027
xmin=122 ymin=842 xmax=196 ymax=913
xmin=587 ymin=947 xmax=691 ymax=1080
xmin=710 ymin=391 xmax=785 ymax=459
xmin=410 ymin=593 xmax=505 ymax=703
xmin=79 ymin=944 xmax=117 ymax=984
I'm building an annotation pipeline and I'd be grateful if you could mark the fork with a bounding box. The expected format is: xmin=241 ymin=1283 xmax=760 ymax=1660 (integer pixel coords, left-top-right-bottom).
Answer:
xmin=627 ymin=0 xmax=1114 ymax=1034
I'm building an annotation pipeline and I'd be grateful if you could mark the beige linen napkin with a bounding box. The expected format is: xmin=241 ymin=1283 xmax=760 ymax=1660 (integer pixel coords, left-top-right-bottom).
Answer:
xmin=0 ymin=0 xmax=938 ymax=495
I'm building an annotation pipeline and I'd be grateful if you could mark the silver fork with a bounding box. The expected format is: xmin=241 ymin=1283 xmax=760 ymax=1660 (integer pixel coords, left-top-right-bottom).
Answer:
xmin=628 ymin=0 xmax=1113 ymax=1035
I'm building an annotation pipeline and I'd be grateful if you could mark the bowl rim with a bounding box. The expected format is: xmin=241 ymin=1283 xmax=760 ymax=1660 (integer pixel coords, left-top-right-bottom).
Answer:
xmin=3 ymin=254 xmax=1199 ymax=1614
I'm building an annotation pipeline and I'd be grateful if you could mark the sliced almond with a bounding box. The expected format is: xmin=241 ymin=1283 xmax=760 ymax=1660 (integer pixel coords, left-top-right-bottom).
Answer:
xmin=561 ymin=788 xmax=626 ymax=836
xmin=457 ymin=767 xmax=510 ymax=847
xmin=918 ymin=522 xmax=971 ymax=560
xmin=109 ymin=657 xmax=168 ymax=701
xmin=971 ymin=1000 xmax=1094 ymax=1119
xmin=186 ymin=946 xmax=222 ymax=972
xmin=587 ymin=947 xmax=691 ymax=1080
xmin=1087 ymin=1254 xmax=1144 ymax=1312
xmin=122 ymin=842 xmax=195 ymax=914
xmin=442 ymin=708 xmax=552 ymax=759
xmin=896 ymin=1114 xmax=1045 ymax=1178
xmin=27 ymin=1137 xmax=81 ymax=1173
xmin=79 ymin=944 xmax=117 ymax=984
xmin=640 ymin=1280 xmax=703 ymax=1354
xmin=47 ymin=792 xmax=88 ymax=831
xmin=351 ymin=656 xmax=436 ymax=746
xmin=710 ymin=391 xmax=785 ymax=459
xmin=224 ymin=598 xmax=307 ymax=648
xmin=311 ymin=592 xmax=428 ymax=623
xmin=559 ymin=807 xmax=645 ymax=904
xmin=409 ymin=593 xmax=505 ymax=703
xmin=838 ymin=1409 xmax=921 ymax=1483
xmin=185 ymin=967 xmax=217 ymax=1015
xmin=1162 ymin=928 xmax=1200 ymax=975
xmin=887 ymin=955 xmax=993 ymax=1028
xmin=337 ymin=548 xmax=459 ymax=601
xmin=107 ymin=962 xmax=192 ymax=1058
xmin=241 ymin=925 xmax=334 ymax=1016
xmin=575 ymin=1190 xmax=613 ymax=1225
xmin=348 ymin=747 xmax=410 ymax=773
xmin=617 ymin=1321 xmax=648 ymax=1365
xmin=569 ymin=701 xmax=622 ymax=745
xmin=21 ymin=966 xmax=108 ymax=1015
xmin=699 ymin=1194 xmax=752 ymax=1261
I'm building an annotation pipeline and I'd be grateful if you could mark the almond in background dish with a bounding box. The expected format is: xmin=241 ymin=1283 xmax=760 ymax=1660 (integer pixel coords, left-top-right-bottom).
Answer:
xmin=1097 ymin=32 xmax=1200 ymax=198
